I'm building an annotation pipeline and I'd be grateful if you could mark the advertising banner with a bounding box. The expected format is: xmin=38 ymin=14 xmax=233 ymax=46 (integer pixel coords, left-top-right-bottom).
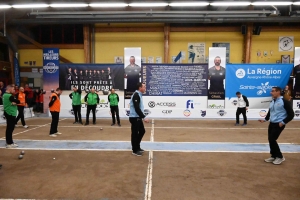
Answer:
xmin=14 ymin=57 xmax=20 ymax=87
xmin=208 ymin=47 xmax=226 ymax=107
xmin=124 ymin=48 xmax=141 ymax=101
xmin=293 ymin=47 xmax=300 ymax=101
xmin=142 ymin=64 xmax=208 ymax=96
xmin=225 ymin=64 xmax=293 ymax=109
xmin=43 ymin=48 xmax=59 ymax=113
xmin=0 ymin=106 xmax=33 ymax=124
xmin=59 ymin=64 xmax=124 ymax=91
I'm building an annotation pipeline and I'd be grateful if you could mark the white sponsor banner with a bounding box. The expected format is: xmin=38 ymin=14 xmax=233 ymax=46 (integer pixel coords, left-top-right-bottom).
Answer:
xmin=0 ymin=106 xmax=34 ymax=124
xmin=225 ymin=97 xmax=272 ymax=109
xmin=143 ymin=96 xmax=207 ymax=110
xmin=207 ymin=100 xmax=225 ymax=109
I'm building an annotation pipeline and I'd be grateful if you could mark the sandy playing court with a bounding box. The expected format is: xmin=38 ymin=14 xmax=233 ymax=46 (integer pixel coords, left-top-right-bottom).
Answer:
xmin=0 ymin=118 xmax=299 ymax=199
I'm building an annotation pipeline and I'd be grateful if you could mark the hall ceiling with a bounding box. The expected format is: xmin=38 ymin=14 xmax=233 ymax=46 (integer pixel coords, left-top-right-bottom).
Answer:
xmin=0 ymin=0 xmax=299 ymax=25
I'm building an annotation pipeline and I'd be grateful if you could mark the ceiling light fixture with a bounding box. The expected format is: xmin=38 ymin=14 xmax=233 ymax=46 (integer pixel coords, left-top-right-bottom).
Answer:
xmin=89 ymin=3 xmax=128 ymax=7
xmin=292 ymin=2 xmax=300 ymax=5
xmin=252 ymin=1 xmax=292 ymax=6
xmin=129 ymin=3 xmax=169 ymax=7
xmin=50 ymin=3 xmax=88 ymax=8
xmin=0 ymin=5 xmax=11 ymax=9
xmin=12 ymin=4 xmax=49 ymax=8
xmin=169 ymin=2 xmax=209 ymax=7
xmin=210 ymin=2 xmax=251 ymax=6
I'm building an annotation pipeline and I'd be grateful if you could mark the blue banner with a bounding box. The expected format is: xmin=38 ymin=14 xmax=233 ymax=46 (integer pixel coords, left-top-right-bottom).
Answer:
xmin=43 ymin=48 xmax=59 ymax=112
xmin=226 ymin=64 xmax=293 ymax=99
xmin=142 ymin=64 xmax=208 ymax=96
xmin=14 ymin=57 xmax=20 ymax=87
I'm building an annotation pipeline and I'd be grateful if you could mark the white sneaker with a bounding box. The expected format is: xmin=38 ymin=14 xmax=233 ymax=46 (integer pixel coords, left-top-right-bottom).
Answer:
xmin=6 ymin=144 xmax=17 ymax=148
xmin=49 ymin=134 xmax=57 ymax=137
xmin=273 ymin=157 xmax=285 ymax=165
xmin=264 ymin=157 xmax=275 ymax=163
xmin=54 ymin=132 xmax=62 ymax=135
xmin=23 ymin=125 xmax=28 ymax=128
xmin=12 ymin=143 xmax=18 ymax=147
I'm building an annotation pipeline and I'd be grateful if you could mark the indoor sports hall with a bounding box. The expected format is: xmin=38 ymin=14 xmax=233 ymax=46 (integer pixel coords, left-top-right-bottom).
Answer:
xmin=0 ymin=1 xmax=300 ymax=200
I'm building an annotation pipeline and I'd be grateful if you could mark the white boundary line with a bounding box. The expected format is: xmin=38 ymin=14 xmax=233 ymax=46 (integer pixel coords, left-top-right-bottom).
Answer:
xmin=0 ymin=139 xmax=297 ymax=145
xmin=145 ymin=119 xmax=155 ymax=200
xmin=0 ymin=147 xmax=299 ymax=153
xmin=45 ymin=126 xmax=300 ymax=130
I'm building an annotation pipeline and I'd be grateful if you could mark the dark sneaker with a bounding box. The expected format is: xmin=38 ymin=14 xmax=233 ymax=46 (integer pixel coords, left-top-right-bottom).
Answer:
xmin=111 ymin=123 xmax=115 ymax=126
xmin=73 ymin=122 xmax=78 ymax=124
xmin=242 ymin=124 xmax=247 ymax=126
xmin=79 ymin=121 xmax=83 ymax=125
xmin=93 ymin=122 xmax=96 ymax=125
xmin=132 ymin=151 xmax=143 ymax=156
xmin=118 ymin=123 xmax=121 ymax=127
xmin=139 ymin=148 xmax=145 ymax=153
xmin=235 ymin=123 xmax=239 ymax=126
xmin=85 ymin=123 xmax=89 ymax=126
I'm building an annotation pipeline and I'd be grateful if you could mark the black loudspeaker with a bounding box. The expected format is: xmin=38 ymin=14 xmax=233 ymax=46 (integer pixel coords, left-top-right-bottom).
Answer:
xmin=241 ymin=25 xmax=247 ymax=35
xmin=253 ymin=26 xmax=262 ymax=35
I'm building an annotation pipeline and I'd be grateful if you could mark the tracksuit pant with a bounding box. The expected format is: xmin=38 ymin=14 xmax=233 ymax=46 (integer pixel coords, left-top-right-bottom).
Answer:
xmin=50 ymin=111 xmax=59 ymax=135
xmin=72 ymin=105 xmax=82 ymax=123
xmin=86 ymin=105 xmax=96 ymax=124
xmin=236 ymin=107 xmax=247 ymax=124
xmin=268 ymin=123 xmax=285 ymax=159
xmin=15 ymin=106 xmax=26 ymax=126
xmin=4 ymin=112 xmax=16 ymax=145
xmin=110 ymin=106 xmax=120 ymax=124
xmin=129 ymin=117 xmax=145 ymax=152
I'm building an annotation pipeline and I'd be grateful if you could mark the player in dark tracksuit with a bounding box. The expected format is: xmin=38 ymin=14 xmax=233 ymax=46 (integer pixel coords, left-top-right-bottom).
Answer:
xmin=108 ymin=88 xmax=121 ymax=126
xmin=69 ymin=86 xmax=82 ymax=124
xmin=235 ymin=92 xmax=249 ymax=126
xmin=3 ymin=85 xmax=20 ymax=148
xmin=84 ymin=88 xmax=99 ymax=125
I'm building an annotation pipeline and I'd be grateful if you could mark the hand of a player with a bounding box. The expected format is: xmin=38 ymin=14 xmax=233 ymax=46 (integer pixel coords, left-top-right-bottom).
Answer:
xmin=144 ymin=118 xmax=149 ymax=123
xmin=11 ymin=102 xmax=16 ymax=105
xmin=279 ymin=122 xmax=284 ymax=127
xmin=258 ymin=119 xmax=265 ymax=123
xmin=246 ymin=107 xmax=248 ymax=110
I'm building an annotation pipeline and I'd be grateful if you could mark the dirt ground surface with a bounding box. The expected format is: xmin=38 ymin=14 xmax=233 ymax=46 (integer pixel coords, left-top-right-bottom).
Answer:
xmin=0 ymin=118 xmax=299 ymax=199
xmin=0 ymin=149 xmax=148 ymax=199
xmin=151 ymin=152 xmax=300 ymax=200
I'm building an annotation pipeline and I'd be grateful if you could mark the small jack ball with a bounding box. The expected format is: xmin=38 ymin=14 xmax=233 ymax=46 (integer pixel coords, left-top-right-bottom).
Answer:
xmin=100 ymin=127 xmax=103 ymax=130
xmin=18 ymin=155 xmax=23 ymax=159
xmin=20 ymin=151 xmax=25 ymax=155
xmin=53 ymin=158 xmax=56 ymax=160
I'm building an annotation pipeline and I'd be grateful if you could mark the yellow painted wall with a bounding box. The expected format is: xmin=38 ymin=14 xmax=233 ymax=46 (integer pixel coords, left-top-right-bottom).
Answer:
xmin=95 ymin=32 xmax=164 ymax=63
xmin=170 ymin=32 xmax=244 ymax=64
xmin=60 ymin=49 xmax=85 ymax=63
xmin=18 ymin=49 xmax=84 ymax=67
xmin=19 ymin=49 xmax=43 ymax=67
xmin=18 ymin=31 xmax=300 ymax=66
xmin=251 ymin=32 xmax=300 ymax=63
